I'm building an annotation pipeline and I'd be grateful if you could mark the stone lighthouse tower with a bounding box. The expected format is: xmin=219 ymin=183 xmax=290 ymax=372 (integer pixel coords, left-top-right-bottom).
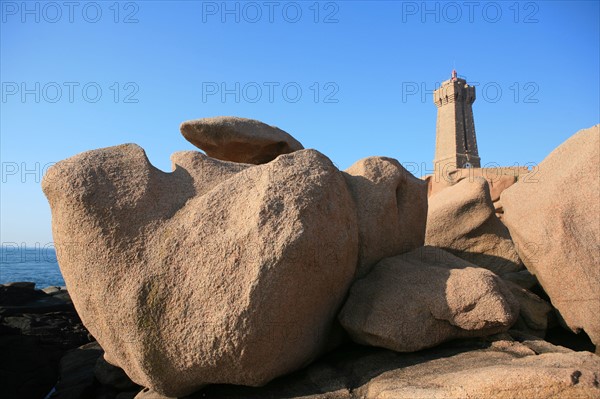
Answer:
xmin=433 ymin=70 xmax=480 ymax=171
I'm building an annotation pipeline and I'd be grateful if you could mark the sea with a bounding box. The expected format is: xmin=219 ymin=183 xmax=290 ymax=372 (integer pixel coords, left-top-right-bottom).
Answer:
xmin=0 ymin=246 xmax=65 ymax=288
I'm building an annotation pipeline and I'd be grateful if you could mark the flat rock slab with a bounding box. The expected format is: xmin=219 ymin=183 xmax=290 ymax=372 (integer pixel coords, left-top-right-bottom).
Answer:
xmin=192 ymin=337 xmax=600 ymax=399
xmin=180 ymin=116 xmax=304 ymax=164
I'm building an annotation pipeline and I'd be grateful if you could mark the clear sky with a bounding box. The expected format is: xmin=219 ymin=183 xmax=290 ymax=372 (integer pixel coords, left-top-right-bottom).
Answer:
xmin=1 ymin=0 xmax=599 ymax=245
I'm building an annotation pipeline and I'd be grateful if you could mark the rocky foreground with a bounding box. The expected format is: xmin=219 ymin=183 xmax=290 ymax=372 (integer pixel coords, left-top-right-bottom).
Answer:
xmin=17 ymin=119 xmax=599 ymax=398
xmin=1 ymin=282 xmax=598 ymax=399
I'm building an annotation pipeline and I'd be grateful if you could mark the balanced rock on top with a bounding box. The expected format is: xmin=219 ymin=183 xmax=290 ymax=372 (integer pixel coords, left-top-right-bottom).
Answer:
xmin=180 ymin=116 xmax=304 ymax=164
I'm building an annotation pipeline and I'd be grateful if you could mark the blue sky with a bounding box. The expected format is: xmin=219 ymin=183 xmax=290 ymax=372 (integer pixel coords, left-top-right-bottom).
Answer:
xmin=1 ymin=0 xmax=599 ymax=245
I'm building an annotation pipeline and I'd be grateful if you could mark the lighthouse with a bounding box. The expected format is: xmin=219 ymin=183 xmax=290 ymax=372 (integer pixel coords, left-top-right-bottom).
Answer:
xmin=433 ymin=70 xmax=481 ymax=172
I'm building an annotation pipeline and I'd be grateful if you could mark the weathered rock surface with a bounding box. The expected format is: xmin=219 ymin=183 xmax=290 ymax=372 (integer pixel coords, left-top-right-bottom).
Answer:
xmin=193 ymin=335 xmax=600 ymax=399
xmin=506 ymin=281 xmax=552 ymax=338
xmin=338 ymin=247 xmax=519 ymax=352
xmin=501 ymin=124 xmax=600 ymax=348
xmin=46 ymin=335 xmax=600 ymax=399
xmin=343 ymin=157 xmax=428 ymax=278
xmin=360 ymin=343 xmax=600 ymax=399
xmin=427 ymin=168 xmax=525 ymax=198
xmin=424 ymin=167 xmax=529 ymax=217
xmin=425 ymin=177 xmax=524 ymax=275
xmin=42 ymin=145 xmax=358 ymax=397
xmin=180 ymin=116 xmax=304 ymax=164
